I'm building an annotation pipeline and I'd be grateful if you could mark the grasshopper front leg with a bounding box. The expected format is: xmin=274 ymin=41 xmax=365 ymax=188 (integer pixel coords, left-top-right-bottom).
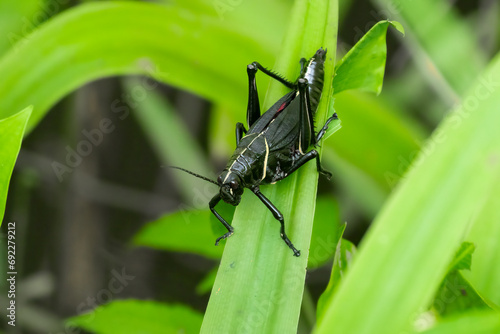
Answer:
xmin=209 ymin=194 xmax=234 ymax=245
xmin=252 ymin=187 xmax=301 ymax=257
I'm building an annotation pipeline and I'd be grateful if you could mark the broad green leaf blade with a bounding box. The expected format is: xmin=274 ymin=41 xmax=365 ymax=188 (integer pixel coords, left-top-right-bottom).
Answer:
xmin=333 ymin=20 xmax=403 ymax=95
xmin=463 ymin=177 xmax=500 ymax=306
xmin=67 ymin=300 xmax=203 ymax=334
xmin=200 ymin=1 xmax=339 ymax=333
xmin=157 ymin=0 xmax=290 ymax=53
xmin=0 ymin=106 xmax=32 ymax=225
xmin=0 ymin=0 xmax=47 ymax=56
xmin=433 ymin=272 xmax=493 ymax=317
xmin=419 ymin=311 xmax=500 ymax=334
xmin=308 ymin=196 xmax=341 ymax=268
xmin=315 ymin=52 xmax=500 ymax=334
xmin=132 ymin=210 xmax=223 ymax=260
xmin=0 ymin=2 xmax=279 ymax=134
xmin=316 ymin=231 xmax=356 ymax=322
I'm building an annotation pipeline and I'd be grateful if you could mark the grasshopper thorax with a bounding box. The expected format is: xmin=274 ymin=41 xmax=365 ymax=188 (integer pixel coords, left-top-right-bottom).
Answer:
xmin=217 ymin=171 xmax=244 ymax=206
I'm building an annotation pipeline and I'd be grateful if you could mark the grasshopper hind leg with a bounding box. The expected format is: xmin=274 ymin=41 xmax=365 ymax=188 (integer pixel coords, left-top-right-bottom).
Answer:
xmin=235 ymin=122 xmax=247 ymax=146
xmin=280 ymin=150 xmax=332 ymax=181
xmin=315 ymin=113 xmax=338 ymax=143
xmin=246 ymin=61 xmax=296 ymax=127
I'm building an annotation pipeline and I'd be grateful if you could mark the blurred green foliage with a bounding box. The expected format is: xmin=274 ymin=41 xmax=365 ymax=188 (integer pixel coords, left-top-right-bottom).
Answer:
xmin=68 ymin=300 xmax=203 ymax=334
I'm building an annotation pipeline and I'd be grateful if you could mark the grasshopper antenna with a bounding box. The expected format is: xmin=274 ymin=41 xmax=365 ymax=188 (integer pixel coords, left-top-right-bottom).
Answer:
xmin=168 ymin=166 xmax=218 ymax=186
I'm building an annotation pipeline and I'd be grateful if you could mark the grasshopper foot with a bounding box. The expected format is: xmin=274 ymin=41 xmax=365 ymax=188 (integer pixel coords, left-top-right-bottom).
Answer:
xmin=215 ymin=230 xmax=233 ymax=245
xmin=321 ymin=170 xmax=332 ymax=181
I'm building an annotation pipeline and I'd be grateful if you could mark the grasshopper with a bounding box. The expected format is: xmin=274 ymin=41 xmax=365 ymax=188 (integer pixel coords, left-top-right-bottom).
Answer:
xmin=173 ymin=48 xmax=337 ymax=256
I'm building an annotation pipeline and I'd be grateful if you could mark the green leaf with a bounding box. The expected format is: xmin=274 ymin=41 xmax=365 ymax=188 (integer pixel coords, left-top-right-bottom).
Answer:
xmin=333 ymin=20 xmax=404 ymax=95
xmin=0 ymin=106 xmax=32 ymax=225
xmin=316 ymin=231 xmax=356 ymax=322
xmin=200 ymin=1 xmax=339 ymax=333
xmin=447 ymin=242 xmax=475 ymax=272
xmin=433 ymin=271 xmax=493 ymax=317
xmin=419 ymin=310 xmax=500 ymax=334
xmin=0 ymin=2 xmax=279 ymax=134
xmin=389 ymin=21 xmax=405 ymax=36
xmin=315 ymin=48 xmax=500 ymax=334
xmin=0 ymin=0 xmax=47 ymax=56
xmin=432 ymin=242 xmax=493 ymax=317
xmin=463 ymin=177 xmax=500 ymax=306
xmin=159 ymin=0 xmax=290 ymax=53
xmin=308 ymin=196 xmax=341 ymax=268
xmin=67 ymin=300 xmax=203 ymax=334
xmin=132 ymin=210 xmax=223 ymax=260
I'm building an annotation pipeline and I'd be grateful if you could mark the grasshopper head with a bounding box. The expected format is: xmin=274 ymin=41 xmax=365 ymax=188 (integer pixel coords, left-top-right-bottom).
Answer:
xmin=218 ymin=171 xmax=244 ymax=205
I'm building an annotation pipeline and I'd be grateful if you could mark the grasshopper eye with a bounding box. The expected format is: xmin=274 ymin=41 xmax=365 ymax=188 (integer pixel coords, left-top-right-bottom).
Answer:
xmin=217 ymin=175 xmax=223 ymax=184
xmin=230 ymin=180 xmax=238 ymax=190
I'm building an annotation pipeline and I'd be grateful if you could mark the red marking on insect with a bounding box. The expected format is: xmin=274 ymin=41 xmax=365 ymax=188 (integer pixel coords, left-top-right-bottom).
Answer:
xmin=277 ymin=102 xmax=288 ymax=113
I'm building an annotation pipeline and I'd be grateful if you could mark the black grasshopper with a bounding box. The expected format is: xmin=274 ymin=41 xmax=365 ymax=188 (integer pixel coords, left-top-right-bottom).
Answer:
xmin=173 ymin=48 xmax=337 ymax=256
